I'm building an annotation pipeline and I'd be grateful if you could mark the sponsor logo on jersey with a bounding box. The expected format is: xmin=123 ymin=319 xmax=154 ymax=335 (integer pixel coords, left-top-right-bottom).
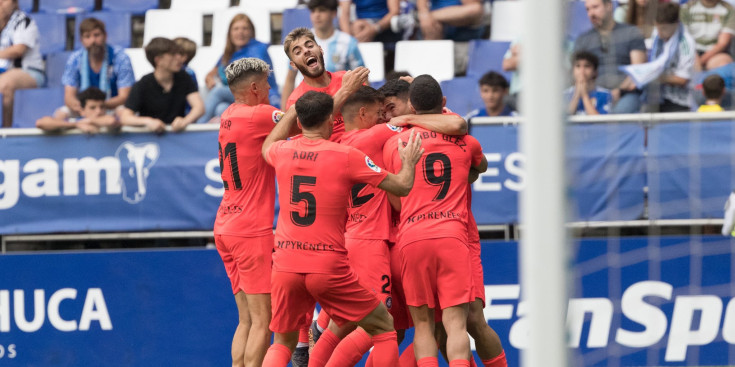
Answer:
xmin=272 ymin=110 xmax=284 ymax=124
xmin=365 ymin=156 xmax=381 ymax=173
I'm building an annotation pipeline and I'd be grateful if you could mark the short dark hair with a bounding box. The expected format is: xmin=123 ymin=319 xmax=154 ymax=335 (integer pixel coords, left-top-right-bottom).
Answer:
xmin=296 ymin=91 xmax=334 ymax=129
xmin=144 ymin=37 xmax=180 ymax=67
xmin=409 ymin=75 xmax=443 ymax=114
xmin=79 ymin=17 xmax=106 ymax=36
xmin=572 ymin=51 xmax=599 ymax=71
xmin=656 ymin=2 xmax=679 ymax=24
xmin=703 ymin=74 xmax=725 ymax=100
xmin=308 ymin=0 xmax=338 ymax=12
xmin=479 ymin=71 xmax=510 ymax=89
xmin=378 ymin=79 xmax=410 ymax=100
xmin=173 ymin=37 xmax=197 ymax=64
xmin=343 ymin=86 xmax=383 ymax=120
xmin=385 ymin=70 xmax=411 ymax=80
xmin=77 ymin=87 xmax=106 ymax=108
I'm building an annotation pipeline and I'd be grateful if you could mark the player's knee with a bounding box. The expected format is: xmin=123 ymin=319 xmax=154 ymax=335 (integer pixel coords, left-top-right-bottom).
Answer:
xmin=361 ymin=303 xmax=395 ymax=335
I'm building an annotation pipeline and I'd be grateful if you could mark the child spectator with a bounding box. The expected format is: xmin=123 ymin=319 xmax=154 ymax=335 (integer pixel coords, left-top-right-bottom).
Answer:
xmin=173 ymin=37 xmax=198 ymax=87
xmin=465 ymin=71 xmax=517 ymax=119
xmin=565 ymin=51 xmax=612 ymax=115
xmin=36 ymin=87 xmax=117 ymax=133
xmin=698 ymin=74 xmax=726 ymax=112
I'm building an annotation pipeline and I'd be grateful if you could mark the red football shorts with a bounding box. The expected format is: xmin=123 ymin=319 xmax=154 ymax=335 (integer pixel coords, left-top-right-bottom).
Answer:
xmin=400 ymin=237 xmax=473 ymax=309
xmin=269 ymin=270 xmax=381 ymax=333
xmin=388 ymin=242 xmax=411 ymax=330
xmin=469 ymin=240 xmax=485 ymax=306
xmin=215 ymin=233 xmax=273 ymax=294
xmin=346 ymin=238 xmax=392 ymax=304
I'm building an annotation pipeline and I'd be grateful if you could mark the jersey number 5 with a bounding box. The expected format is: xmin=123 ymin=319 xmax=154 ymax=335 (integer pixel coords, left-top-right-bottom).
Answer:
xmin=291 ymin=175 xmax=317 ymax=226
xmin=423 ymin=152 xmax=452 ymax=201
xmin=219 ymin=142 xmax=241 ymax=190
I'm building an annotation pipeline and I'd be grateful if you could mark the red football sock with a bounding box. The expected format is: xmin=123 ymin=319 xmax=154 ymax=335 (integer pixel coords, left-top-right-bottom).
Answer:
xmin=399 ymin=343 xmax=418 ymax=367
xmin=317 ymin=311 xmax=330 ymax=330
xmin=449 ymin=359 xmax=470 ymax=367
xmin=481 ymin=351 xmax=507 ymax=367
xmin=325 ymin=328 xmax=372 ymax=367
xmin=299 ymin=325 xmax=311 ymax=344
xmin=417 ymin=356 xmax=439 ymax=367
xmin=370 ymin=331 xmax=399 ymax=367
xmin=262 ymin=344 xmax=292 ymax=367
xmin=308 ymin=328 xmax=341 ymax=367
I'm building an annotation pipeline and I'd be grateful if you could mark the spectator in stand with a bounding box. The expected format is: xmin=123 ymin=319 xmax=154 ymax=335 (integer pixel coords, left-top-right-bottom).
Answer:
xmin=399 ymin=0 xmax=485 ymax=41
xmin=36 ymin=87 xmax=118 ymax=133
xmin=199 ymin=14 xmax=279 ymax=124
xmin=174 ymin=37 xmax=198 ymax=87
xmin=565 ymin=51 xmax=612 ymax=115
xmin=615 ymin=0 xmax=661 ymax=39
xmin=0 ymin=0 xmax=45 ymax=127
xmin=59 ymin=18 xmax=135 ymax=121
xmin=465 ymin=71 xmax=517 ymax=120
xmin=698 ymin=74 xmax=726 ymax=111
xmin=338 ymin=0 xmax=401 ymax=42
xmin=621 ymin=2 xmax=696 ymax=112
xmin=574 ymin=0 xmax=647 ymax=114
xmin=281 ymin=0 xmax=364 ymax=108
xmin=502 ymin=39 xmax=521 ymax=110
xmin=118 ymin=37 xmax=204 ymax=133
xmin=693 ymin=53 xmax=734 ymax=108
xmin=681 ymin=0 xmax=735 ymax=70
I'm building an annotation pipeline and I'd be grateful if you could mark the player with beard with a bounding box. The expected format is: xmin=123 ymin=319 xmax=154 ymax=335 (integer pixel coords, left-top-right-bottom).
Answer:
xmin=283 ymin=27 xmax=369 ymax=143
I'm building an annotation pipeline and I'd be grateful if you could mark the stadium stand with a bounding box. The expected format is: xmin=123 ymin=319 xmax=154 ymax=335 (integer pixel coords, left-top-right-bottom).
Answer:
xmin=169 ymin=0 xmax=230 ymax=11
xmin=251 ymin=0 xmax=300 ymax=13
xmin=74 ymin=11 xmax=133 ymax=49
xmin=280 ymin=7 xmax=312 ymax=43
xmin=490 ymin=0 xmax=523 ymax=42
xmin=211 ymin=7 xmax=271 ymax=48
xmin=29 ymin=13 xmax=67 ymax=55
xmin=186 ymin=46 xmax=222 ymax=93
xmin=566 ymin=0 xmax=593 ymax=41
xmin=466 ymin=40 xmax=510 ymax=80
xmin=267 ymin=44 xmax=289 ymax=93
xmin=124 ymin=47 xmax=153 ymax=80
xmin=103 ymin=0 xmax=158 ymax=14
xmin=143 ymin=9 xmax=204 ymax=47
xmin=12 ymin=87 xmax=64 ymax=128
xmin=18 ymin=0 xmax=33 ymax=13
xmin=357 ymin=42 xmax=385 ymax=82
xmin=38 ymin=0 xmax=95 ymax=14
xmin=394 ymin=40 xmax=455 ymax=82
xmin=441 ymin=76 xmax=483 ymax=118
xmin=45 ymin=51 xmax=72 ymax=88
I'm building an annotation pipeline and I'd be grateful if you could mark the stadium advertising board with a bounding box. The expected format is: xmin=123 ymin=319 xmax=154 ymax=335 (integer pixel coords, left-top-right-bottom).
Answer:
xmin=1 ymin=236 xmax=732 ymax=366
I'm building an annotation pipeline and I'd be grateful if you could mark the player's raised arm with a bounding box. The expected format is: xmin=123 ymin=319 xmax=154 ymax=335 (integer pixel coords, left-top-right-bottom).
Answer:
xmin=262 ymin=105 xmax=297 ymax=159
xmin=378 ymin=130 xmax=423 ymax=197
xmin=333 ymin=66 xmax=369 ymax=114
xmin=388 ymin=111 xmax=467 ymax=135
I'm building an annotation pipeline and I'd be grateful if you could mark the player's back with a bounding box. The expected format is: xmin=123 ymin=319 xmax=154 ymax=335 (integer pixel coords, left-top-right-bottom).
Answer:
xmin=385 ymin=126 xmax=484 ymax=245
xmin=340 ymin=124 xmax=402 ymax=240
xmin=214 ymin=103 xmax=281 ymax=237
xmin=266 ymin=137 xmax=387 ymax=273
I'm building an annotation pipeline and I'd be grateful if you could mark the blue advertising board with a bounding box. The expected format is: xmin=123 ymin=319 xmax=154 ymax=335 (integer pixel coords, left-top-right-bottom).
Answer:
xmin=1 ymin=236 xmax=733 ymax=366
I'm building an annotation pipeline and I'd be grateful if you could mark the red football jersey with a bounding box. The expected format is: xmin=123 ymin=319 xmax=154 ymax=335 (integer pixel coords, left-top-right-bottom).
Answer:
xmin=286 ymin=71 xmax=346 ymax=142
xmin=383 ymin=127 xmax=484 ymax=245
xmin=265 ymin=138 xmax=388 ymax=274
xmin=214 ymin=103 xmax=283 ymax=236
xmin=339 ymin=124 xmax=404 ymax=240
xmin=467 ymin=188 xmax=480 ymax=243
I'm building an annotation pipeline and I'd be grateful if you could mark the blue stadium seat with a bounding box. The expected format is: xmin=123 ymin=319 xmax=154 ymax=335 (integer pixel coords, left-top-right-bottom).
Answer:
xmin=18 ymin=0 xmax=34 ymax=13
xmin=440 ymin=77 xmax=483 ymax=118
xmin=39 ymin=0 xmax=95 ymax=13
xmin=102 ymin=0 xmax=158 ymax=14
xmin=29 ymin=13 xmax=67 ymax=55
xmin=74 ymin=11 xmax=132 ymax=48
xmin=567 ymin=0 xmax=592 ymax=41
xmin=466 ymin=40 xmax=510 ymax=80
xmin=46 ymin=51 xmax=72 ymax=88
xmin=281 ymin=8 xmax=311 ymax=43
xmin=12 ymin=87 xmax=65 ymax=128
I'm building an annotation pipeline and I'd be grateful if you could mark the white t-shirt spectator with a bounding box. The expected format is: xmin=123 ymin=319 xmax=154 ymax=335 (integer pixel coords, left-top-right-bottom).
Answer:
xmin=0 ymin=10 xmax=43 ymax=72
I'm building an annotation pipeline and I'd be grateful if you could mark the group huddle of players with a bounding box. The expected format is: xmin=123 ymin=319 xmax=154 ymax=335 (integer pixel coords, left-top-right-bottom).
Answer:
xmin=212 ymin=27 xmax=508 ymax=367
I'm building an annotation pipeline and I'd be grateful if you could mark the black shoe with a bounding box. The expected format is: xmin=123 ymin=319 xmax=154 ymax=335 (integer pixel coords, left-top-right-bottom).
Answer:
xmin=309 ymin=319 xmax=323 ymax=353
xmin=291 ymin=345 xmax=309 ymax=367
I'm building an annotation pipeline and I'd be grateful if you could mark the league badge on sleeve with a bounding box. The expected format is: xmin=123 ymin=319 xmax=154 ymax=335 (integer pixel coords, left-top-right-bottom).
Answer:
xmin=272 ymin=110 xmax=284 ymax=124
xmin=365 ymin=156 xmax=381 ymax=173
xmin=387 ymin=124 xmax=403 ymax=132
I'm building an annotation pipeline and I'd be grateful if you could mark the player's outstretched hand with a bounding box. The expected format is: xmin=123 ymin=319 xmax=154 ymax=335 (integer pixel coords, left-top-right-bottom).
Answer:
xmin=388 ymin=114 xmax=410 ymax=127
xmin=343 ymin=67 xmax=370 ymax=93
xmin=398 ymin=130 xmax=424 ymax=167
